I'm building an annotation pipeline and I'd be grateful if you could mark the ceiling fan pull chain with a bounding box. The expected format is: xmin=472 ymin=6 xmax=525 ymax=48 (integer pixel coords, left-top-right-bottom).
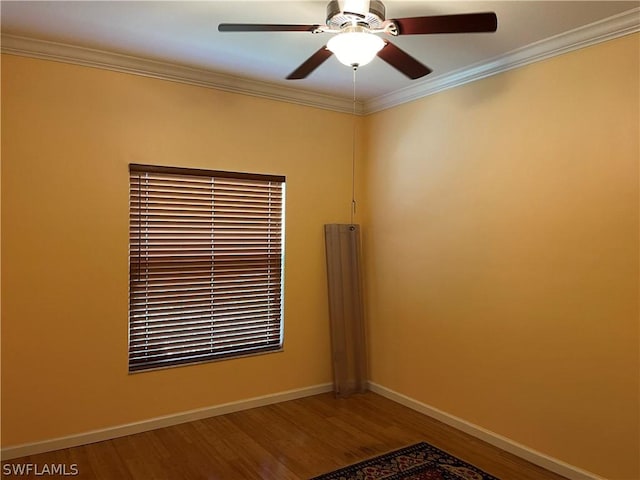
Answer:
xmin=351 ymin=66 xmax=357 ymax=225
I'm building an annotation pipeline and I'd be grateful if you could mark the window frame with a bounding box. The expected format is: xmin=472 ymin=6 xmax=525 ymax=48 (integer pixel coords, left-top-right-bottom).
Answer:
xmin=128 ymin=163 xmax=286 ymax=373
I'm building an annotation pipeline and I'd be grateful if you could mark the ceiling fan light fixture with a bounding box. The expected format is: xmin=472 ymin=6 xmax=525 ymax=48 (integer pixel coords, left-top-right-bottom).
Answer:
xmin=327 ymin=28 xmax=385 ymax=67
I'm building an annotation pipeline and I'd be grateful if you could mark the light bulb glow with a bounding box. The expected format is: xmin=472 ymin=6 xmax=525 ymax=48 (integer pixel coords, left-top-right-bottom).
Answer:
xmin=327 ymin=30 xmax=385 ymax=67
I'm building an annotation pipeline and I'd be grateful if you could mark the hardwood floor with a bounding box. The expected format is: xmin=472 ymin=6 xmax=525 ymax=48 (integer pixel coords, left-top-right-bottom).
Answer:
xmin=2 ymin=392 xmax=569 ymax=479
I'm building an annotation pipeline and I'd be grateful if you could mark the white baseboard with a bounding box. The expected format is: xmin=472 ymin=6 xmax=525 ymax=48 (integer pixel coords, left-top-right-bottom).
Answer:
xmin=367 ymin=382 xmax=603 ymax=480
xmin=1 ymin=381 xmax=608 ymax=480
xmin=1 ymin=383 xmax=333 ymax=461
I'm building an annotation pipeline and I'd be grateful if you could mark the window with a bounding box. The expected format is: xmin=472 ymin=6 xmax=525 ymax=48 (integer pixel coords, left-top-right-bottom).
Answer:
xmin=129 ymin=164 xmax=285 ymax=372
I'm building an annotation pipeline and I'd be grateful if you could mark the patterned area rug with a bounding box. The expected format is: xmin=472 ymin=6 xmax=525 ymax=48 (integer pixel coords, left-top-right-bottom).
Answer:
xmin=310 ymin=442 xmax=500 ymax=480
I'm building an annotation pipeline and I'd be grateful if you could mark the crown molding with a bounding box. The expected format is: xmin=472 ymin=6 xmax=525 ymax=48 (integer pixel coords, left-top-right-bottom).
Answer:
xmin=1 ymin=7 xmax=638 ymax=116
xmin=0 ymin=34 xmax=363 ymax=115
xmin=364 ymin=7 xmax=640 ymax=114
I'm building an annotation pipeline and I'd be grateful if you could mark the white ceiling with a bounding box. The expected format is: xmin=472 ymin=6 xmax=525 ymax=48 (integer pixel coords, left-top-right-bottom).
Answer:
xmin=1 ymin=1 xmax=638 ymax=107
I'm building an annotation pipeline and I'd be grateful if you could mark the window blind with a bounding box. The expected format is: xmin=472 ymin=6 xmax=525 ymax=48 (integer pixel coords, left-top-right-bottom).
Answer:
xmin=129 ymin=164 xmax=285 ymax=372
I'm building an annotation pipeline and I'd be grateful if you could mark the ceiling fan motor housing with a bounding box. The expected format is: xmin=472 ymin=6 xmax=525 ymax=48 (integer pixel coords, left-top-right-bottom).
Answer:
xmin=326 ymin=0 xmax=386 ymax=29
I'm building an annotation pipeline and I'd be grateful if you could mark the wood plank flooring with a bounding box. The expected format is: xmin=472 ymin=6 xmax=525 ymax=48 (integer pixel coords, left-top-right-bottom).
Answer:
xmin=2 ymin=391 xmax=569 ymax=479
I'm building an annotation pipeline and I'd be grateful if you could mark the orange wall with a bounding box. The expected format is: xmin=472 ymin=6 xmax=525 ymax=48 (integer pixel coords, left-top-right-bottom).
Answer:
xmin=363 ymin=34 xmax=639 ymax=479
xmin=1 ymin=55 xmax=362 ymax=446
xmin=2 ymin=34 xmax=639 ymax=479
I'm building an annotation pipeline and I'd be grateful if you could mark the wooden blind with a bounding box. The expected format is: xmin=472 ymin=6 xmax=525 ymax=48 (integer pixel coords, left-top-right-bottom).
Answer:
xmin=324 ymin=224 xmax=367 ymax=397
xmin=129 ymin=164 xmax=285 ymax=372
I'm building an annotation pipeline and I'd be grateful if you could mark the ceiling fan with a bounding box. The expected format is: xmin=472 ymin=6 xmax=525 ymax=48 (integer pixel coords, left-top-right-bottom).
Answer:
xmin=218 ymin=0 xmax=497 ymax=80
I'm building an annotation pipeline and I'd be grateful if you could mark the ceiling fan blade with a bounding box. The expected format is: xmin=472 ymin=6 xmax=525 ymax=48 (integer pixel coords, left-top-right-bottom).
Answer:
xmin=287 ymin=46 xmax=333 ymax=80
xmin=218 ymin=24 xmax=320 ymax=33
xmin=392 ymin=12 xmax=497 ymax=35
xmin=377 ymin=41 xmax=432 ymax=80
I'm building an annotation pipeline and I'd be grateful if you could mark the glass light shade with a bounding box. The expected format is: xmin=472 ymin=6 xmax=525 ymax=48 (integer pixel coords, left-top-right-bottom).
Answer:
xmin=327 ymin=31 xmax=385 ymax=67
